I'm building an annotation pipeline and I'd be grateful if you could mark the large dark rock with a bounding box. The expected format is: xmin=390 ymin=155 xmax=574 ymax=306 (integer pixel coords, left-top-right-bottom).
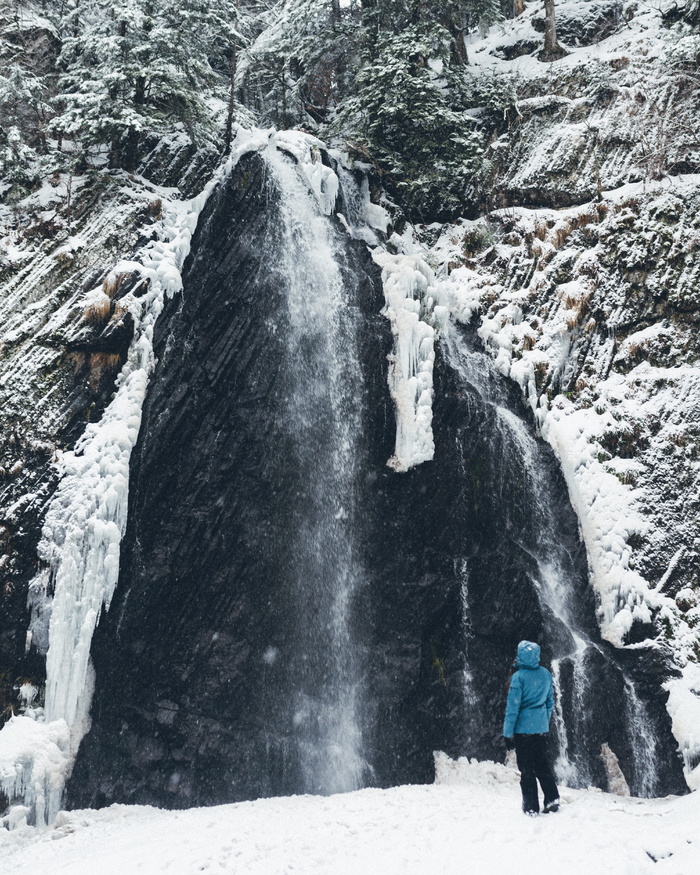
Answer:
xmin=67 ymin=151 xmax=686 ymax=810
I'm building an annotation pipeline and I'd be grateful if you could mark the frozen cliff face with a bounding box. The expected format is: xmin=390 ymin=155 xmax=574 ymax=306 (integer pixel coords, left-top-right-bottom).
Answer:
xmin=1 ymin=0 xmax=698 ymax=819
xmin=0 ymin=118 xmax=245 ymax=821
xmin=0 ymin=172 xmax=165 ymax=695
xmin=61 ymin=144 xmax=685 ymax=812
xmin=428 ymin=183 xmax=700 ymax=643
xmin=422 ymin=182 xmax=700 ymax=783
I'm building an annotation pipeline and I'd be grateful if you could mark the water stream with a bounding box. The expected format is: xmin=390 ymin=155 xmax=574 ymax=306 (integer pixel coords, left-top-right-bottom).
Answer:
xmin=264 ymin=146 xmax=367 ymax=794
xmin=444 ymin=325 xmax=663 ymax=796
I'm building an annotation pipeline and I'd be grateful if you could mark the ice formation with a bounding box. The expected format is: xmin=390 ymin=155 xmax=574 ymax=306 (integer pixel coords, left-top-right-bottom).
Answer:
xmin=373 ymin=249 xmax=442 ymax=472
xmin=0 ymin=128 xmax=275 ymax=826
xmin=273 ymin=130 xmax=339 ymax=215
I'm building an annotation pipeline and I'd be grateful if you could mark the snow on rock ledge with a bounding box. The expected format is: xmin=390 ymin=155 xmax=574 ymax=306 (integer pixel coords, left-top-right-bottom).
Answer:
xmin=665 ymin=665 xmax=700 ymax=792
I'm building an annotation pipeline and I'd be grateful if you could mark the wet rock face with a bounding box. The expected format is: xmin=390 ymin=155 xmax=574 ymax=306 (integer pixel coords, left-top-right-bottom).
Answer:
xmin=458 ymin=191 xmax=700 ymax=647
xmin=67 ymin=153 xmax=685 ymax=810
xmin=68 ymin=152 xmax=398 ymax=807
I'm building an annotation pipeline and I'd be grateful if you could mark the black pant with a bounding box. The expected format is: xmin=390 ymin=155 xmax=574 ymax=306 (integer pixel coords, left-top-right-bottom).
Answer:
xmin=514 ymin=733 xmax=559 ymax=813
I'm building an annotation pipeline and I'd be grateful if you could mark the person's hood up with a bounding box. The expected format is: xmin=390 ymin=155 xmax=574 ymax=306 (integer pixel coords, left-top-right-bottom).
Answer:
xmin=516 ymin=640 xmax=540 ymax=669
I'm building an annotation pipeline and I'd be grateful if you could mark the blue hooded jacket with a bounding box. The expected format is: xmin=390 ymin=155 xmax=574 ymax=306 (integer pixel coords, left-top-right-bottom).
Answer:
xmin=503 ymin=641 xmax=554 ymax=737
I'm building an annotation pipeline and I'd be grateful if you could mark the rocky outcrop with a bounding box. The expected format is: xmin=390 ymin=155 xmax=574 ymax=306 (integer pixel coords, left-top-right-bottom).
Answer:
xmin=65 ymin=151 xmax=685 ymax=810
xmin=0 ymin=174 xmax=165 ymax=723
xmin=471 ymin=4 xmax=700 ymax=212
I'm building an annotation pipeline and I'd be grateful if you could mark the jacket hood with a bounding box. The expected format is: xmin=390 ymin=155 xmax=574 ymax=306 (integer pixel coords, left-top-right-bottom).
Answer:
xmin=516 ymin=640 xmax=541 ymax=669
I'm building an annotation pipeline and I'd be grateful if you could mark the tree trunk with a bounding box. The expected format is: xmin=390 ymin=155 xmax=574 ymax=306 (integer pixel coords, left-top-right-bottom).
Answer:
xmin=542 ymin=0 xmax=565 ymax=60
xmin=121 ymin=127 xmax=140 ymax=172
xmin=225 ymin=40 xmax=238 ymax=152
xmin=447 ymin=23 xmax=469 ymax=66
xmin=224 ymin=1 xmax=241 ymax=152
xmin=544 ymin=0 xmax=560 ymax=54
xmin=514 ymin=0 xmax=525 ymax=16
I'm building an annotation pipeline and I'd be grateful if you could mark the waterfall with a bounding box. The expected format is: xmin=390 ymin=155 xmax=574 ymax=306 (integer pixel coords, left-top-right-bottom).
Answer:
xmin=262 ymin=145 xmax=367 ymax=794
xmin=6 ymin=133 xmax=682 ymax=818
xmin=444 ymin=325 xmax=663 ymax=796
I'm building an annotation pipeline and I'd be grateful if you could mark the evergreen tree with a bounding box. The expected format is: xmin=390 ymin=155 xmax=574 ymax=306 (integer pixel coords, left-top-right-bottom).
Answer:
xmin=240 ymin=0 xmax=357 ymax=128
xmin=241 ymin=1 xmax=489 ymax=217
xmin=360 ymin=1 xmax=501 ymax=64
xmin=334 ymin=2 xmax=485 ymax=219
xmin=53 ymin=0 xmax=241 ymax=169
xmin=0 ymin=2 xmax=57 ymax=185
xmin=0 ymin=61 xmax=47 ymax=182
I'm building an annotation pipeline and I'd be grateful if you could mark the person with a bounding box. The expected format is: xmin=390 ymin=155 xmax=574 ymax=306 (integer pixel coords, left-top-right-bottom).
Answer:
xmin=502 ymin=640 xmax=560 ymax=815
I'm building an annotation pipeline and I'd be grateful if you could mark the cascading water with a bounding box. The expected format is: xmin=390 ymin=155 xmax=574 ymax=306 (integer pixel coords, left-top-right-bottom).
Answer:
xmin=262 ymin=146 xmax=366 ymax=794
xmin=443 ymin=324 xmax=665 ymax=796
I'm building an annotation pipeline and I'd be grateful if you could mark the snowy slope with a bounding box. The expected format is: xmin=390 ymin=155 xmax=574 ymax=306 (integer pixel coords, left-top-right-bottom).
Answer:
xmin=467 ymin=1 xmax=700 ymax=206
xmin=1 ymin=758 xmax=699 ymax=874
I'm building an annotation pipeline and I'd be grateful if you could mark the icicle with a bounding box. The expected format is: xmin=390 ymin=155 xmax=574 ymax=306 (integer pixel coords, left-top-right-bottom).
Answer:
xmin=373 ymin=251 xmax=438 ymax=472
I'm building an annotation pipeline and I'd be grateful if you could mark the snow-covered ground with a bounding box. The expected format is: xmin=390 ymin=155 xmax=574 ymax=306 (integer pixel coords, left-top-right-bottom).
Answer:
xmin=1 ymin=758 xmax=698 ymax=874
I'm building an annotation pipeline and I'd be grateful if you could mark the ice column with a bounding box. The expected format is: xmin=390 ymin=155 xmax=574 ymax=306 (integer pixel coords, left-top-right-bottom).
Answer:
xmin=373 ymin=251 xmax=443 ymax=472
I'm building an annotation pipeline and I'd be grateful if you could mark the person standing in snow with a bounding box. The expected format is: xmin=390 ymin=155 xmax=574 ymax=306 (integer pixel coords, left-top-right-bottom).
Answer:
xmin=502 ymin=640 xmax=560 ymax=815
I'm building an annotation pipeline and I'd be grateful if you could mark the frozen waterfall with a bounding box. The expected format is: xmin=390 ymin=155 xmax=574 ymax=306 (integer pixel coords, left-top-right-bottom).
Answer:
xmin=443 ymin=325 xmax=664 ymax=797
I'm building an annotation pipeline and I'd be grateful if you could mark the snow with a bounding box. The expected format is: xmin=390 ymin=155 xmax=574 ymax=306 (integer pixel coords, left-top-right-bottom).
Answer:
xmin=665 ymin=664 xmax=700 ymax=792
xmin=1 ymin=757 xmax=700 ymax=873
xmin=543 ymin=390 xmax=656 ymax=645
xmin=0 ymin=717 xmax=70 ymax=832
